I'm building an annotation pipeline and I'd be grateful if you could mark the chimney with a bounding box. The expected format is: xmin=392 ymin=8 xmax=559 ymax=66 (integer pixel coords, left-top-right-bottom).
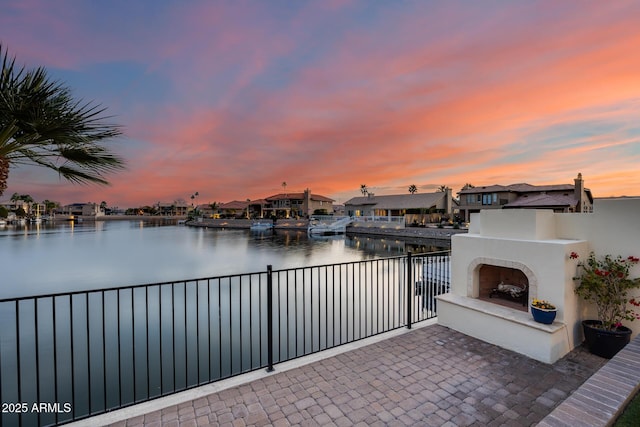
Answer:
xmin=574 ymin=173 xmax=584 ymax=212
xmin=304 ymin=188 xmax=311 ymax=216
xmin=445 ymin=187 xmax=452 ymax=215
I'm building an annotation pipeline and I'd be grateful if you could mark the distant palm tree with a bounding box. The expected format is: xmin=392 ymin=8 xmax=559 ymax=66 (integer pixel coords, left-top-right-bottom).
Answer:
xmin=10 ymin=192 xmax=33 ymax=203
xmin=437 ymin=185 xmax=448 ymax=192
xmin=461 ymin=183 xmax=475 ymax=191
xmin=282 ymin=181 xmax=287 ymax=194
xmin=189 ymin=191 xmax=200 ymax=207
xmin=0 ymin=44 xmax=124 ymax=197
xmin=43 ymin=199 xmax=58 ymax=215
xmin=408 ymin=184 xmax=418 ymax=194
xmin=360 ymin=184 xmax=368 ymax=196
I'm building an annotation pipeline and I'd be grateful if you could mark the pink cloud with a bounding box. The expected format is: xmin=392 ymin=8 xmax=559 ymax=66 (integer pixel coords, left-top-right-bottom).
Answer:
xmin=3 ymin=1 xmax=640 ymax=206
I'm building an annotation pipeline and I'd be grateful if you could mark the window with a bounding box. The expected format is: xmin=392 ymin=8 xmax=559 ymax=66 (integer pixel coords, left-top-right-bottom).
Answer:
xmin=482 ymin=193 xmax=497 ymax=205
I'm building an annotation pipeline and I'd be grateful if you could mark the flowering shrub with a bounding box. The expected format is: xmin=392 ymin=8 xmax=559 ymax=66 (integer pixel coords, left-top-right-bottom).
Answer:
xmin=574 ymin=252 xmax=640 ymax=331
xmin=531 ymin=299 xmax=556 ymax=310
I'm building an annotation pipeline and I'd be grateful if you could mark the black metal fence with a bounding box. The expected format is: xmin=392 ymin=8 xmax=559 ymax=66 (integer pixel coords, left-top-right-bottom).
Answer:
xmin=0 ymin=251 xmax=450 ymax=426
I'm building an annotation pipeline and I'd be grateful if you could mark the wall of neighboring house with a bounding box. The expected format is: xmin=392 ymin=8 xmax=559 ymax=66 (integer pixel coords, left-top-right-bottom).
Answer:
xmin=307 ymin=199 xmax=332 ymax=216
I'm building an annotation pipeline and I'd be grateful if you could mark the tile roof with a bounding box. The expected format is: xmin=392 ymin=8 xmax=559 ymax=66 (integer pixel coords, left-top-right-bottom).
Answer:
xmin=504 ymin=193 xmax=578 ymax=208
xmin=219 ymin=200 xmax=250 ymax=209
xmin=459 ymin=183 xmax=575 ymax=194
xmin=265 ymin=193 xmax=334 ymax=202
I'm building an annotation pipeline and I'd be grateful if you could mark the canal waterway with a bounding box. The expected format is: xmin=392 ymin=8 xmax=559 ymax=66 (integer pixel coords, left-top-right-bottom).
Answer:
xmin=0 ymin=220 xmax=445 ymax=299
xmin=1 ymin=220 xmax=449 ymax=426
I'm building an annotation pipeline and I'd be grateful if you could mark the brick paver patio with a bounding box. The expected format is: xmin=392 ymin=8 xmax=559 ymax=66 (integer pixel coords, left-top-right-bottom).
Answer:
xmin=87 ymin=323 xmax=609 ymax=427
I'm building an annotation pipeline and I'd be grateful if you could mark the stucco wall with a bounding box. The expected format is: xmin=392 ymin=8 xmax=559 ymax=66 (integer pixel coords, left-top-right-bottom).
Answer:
xmin=442 ymin=198 xmax=640 ymax=362
xmin=555 ymin=197 xmax=640 ymax=334
xmin=451 ymin=197 xmax=640 ymax=336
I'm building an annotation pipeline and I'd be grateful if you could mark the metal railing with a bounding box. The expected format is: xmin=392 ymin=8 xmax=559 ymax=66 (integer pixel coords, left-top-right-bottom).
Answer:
xmin=351 ymin=215 xmax=405 ymax=224
xmin=0 ymin=251 xmax=450 ymax=426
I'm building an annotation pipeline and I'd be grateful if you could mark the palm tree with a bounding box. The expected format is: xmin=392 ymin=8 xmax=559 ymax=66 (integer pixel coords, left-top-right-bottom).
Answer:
xmin=360 ymin=184 xmax=368 ymax=196
xmin=437 ymin=185 xmax=448 ymax=192
xmin=43 ymin=199 xmax=58 ymax=215
xmin=0 ymin=44 xmax=124 ymax=197
xmin=408 ymin=184 xmax=418 ymax=194
xmin=282 ymin=181 xmax=287 ymax=194
xmin=10 ymin=192 xmax=33 ymax=204
xmin=190 ymin=191 xmax=199 ymax=207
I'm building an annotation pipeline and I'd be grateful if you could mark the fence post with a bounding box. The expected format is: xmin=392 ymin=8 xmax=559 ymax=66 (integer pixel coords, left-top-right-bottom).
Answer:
xmin=407 ymin=251 xmax=412 ymax=329
xmin=266 ymin=265 xmax=275 ymax=372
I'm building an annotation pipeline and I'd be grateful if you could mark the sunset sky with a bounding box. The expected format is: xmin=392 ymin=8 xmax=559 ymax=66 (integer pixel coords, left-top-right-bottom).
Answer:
xmin=3 ymin=0 xmax=640 ymax=207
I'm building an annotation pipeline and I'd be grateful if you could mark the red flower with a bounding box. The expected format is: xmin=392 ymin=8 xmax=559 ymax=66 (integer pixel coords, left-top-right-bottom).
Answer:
xmin=570 ymin=252 xmax=579 ymax=259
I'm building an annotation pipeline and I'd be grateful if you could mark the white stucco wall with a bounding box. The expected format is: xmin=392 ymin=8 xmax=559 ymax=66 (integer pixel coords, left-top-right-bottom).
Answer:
xmin=556 ymin=197 xmax=640 ymax=334
xmin=440 ymin=197 xmax=640 ymax=363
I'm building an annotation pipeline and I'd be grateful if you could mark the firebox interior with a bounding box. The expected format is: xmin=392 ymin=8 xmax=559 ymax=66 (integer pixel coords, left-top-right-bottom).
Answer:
xmin=478 ymin=265 xmax=529 ymax=311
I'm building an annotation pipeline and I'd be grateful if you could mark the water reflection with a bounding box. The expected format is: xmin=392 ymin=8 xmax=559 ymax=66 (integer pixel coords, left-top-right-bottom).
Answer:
xmin=0 ymin=220 xmax=446 ymax=299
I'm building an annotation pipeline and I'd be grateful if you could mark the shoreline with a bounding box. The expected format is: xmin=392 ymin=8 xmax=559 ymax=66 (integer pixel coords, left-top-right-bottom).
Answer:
xmin=56 ymin=214 xmax=188 ymax=222
xmin=185 ymin=218 xmax=467 ymax=242
xmin=52 ymin=215 xmax=466 ymax=243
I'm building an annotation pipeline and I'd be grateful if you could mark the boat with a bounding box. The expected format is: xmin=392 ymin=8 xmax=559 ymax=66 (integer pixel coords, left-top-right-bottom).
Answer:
xmin=250 ymin=221 xmax=274 ymax=232
xmin=307 ymin=216 xmax=354 ymax=235
xmin=0 ymin=219 xmax=6 ymax=226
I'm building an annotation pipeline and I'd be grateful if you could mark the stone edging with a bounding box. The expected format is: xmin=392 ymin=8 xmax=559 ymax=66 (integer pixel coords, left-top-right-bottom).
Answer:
xmin=537 ymin=335 xmax=640 ymax=426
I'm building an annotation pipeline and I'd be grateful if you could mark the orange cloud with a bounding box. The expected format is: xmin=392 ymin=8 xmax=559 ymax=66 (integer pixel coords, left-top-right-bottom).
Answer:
xmin=4 ymin=1 xmax=640 ymax=206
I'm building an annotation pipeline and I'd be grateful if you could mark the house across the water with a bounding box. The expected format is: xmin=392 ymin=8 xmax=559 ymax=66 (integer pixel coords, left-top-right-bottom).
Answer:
xmin=344 ymin=188 xmax=456 ymax=226
xmin=457 ymin=173 xmax=593 ymax=222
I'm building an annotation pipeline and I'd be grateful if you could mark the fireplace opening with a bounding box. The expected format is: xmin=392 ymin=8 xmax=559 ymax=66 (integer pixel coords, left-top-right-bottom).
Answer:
xmin=478 ymin=264 xmax=529 ymax=311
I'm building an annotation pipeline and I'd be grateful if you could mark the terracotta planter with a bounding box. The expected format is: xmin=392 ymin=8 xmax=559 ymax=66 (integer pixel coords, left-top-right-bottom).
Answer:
xmin=582 ymin=320 xmax=632 ymax=359
xmin=530 ymin=305 xmax=557 ymax=324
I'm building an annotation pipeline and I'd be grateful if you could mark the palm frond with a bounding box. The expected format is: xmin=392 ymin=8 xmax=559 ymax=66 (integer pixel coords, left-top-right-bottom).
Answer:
xmin=1 ymin=43 xmax=125 ymax=195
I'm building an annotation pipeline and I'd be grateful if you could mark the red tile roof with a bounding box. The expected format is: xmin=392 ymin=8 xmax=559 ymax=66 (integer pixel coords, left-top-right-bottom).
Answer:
xmin=265 ymin=193 xmax=334 ymax=202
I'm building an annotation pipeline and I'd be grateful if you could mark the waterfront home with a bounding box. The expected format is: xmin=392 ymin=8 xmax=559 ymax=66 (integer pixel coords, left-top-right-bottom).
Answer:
xmin=457 ymin=172 xmax=593 ymax=222
xmin=218 ymin=200 xmax=252 ymax=218
xmin=344 ymin=188 xmax=456 ymax=225
xmin=156 ymin=200 xmax=190 ymax=216
xmin=58 ymin=202 xmax=104 ymax=217
xmin=263 ymin=189 xmax=335 ymax=218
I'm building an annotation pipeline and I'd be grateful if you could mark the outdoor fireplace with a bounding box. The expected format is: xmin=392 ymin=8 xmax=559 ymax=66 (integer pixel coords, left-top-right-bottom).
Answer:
xmin=436 ymin=209 xmax=588 ymax=363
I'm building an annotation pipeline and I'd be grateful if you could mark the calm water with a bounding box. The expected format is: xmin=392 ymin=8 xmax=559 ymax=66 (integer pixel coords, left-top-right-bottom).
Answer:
xmin=1 ymin=220 xmax=449 ymax=426
xmin=0 ymin=220 xmax=444 ymax=299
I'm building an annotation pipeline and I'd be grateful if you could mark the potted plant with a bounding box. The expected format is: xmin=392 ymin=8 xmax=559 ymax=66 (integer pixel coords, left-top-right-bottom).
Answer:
xmin=530 ymin=299 xmax=557 ymax=324
xmin=573 ymin=252 xmax=640 ymax=358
